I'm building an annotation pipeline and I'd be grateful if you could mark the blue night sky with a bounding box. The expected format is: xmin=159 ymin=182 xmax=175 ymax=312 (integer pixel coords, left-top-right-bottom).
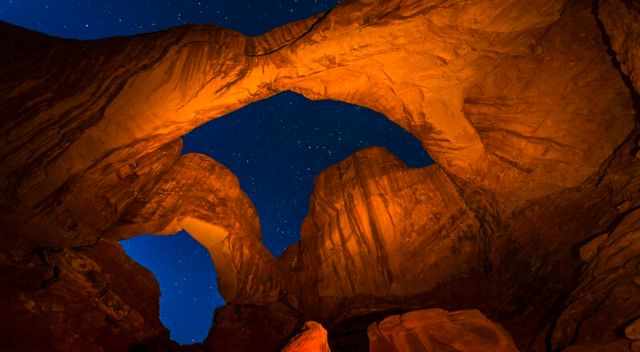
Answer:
xmin=1 ymin=1 xmax=432 ymax=344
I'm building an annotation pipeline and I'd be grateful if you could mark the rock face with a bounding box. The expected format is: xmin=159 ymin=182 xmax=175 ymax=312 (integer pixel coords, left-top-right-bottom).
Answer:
xmin=600 ymin=0 xmax=640 ymax=91
xmin=1 ymin=0 xmax=640 ymax=351
xmin=551 ymin=209 xmax=640 ymax=351
xmin=109 ymin=152 xmax=284 ymax=305
xmin=281 ymin=148 xmax=483 ymax=321
xmin=0 ymin=240 xmax=171 ymax=352
xmin=368 ymin=309 xmax=519 ymax=352
xmin=204 ymin=303 xmax=301 ymax=352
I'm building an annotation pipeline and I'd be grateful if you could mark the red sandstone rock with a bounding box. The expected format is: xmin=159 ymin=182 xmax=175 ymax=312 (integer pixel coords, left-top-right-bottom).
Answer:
xmin=282 ymin=321 xmax=331 ymax=352
xmin=627 ymin=318 xmax=640 ymax=340
xmin=280 ymin=147 xmax=482 ymax=320
xmin=551 ymin=209 xmax=640 ymax=351
xmin=0 ymin=0 xmax=639 ymax=351
xmin=1 ymin=0 xmax=632 ymax=218
xmin=599 ymin=0 xmax=640 ymax=91
xmin=110 ymin=153 xmax=283 ymax=304
xmin=579 ymin=233 xmax=609 ymax=262
xmin=367 ymin=309 xmax=519 ymax=352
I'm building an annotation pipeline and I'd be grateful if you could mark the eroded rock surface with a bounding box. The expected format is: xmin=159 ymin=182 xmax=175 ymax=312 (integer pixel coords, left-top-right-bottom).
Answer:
xmin=280 ymin=147 xmax=482 ymax=321
xmin=0 ymin=240 xmax=171 ymax=352
xmin=110 ymin=152 xmax=283 ymax=304
xmin=1 ymin=0 xmax=640 ymax=351
xmin=1 ymin=0 xmax=633 ymax=222
xmin=552 ymin=209 xmax=640 ymax=351
xmin=600 ymin=0 xmax=640 ymax=91
xmin=368 ymin=309 xmax=519 ymax=352
xmin=282 ymin=321 xmax=331 ymax=352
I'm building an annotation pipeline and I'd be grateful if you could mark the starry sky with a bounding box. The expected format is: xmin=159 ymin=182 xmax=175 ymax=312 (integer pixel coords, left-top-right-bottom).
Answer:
xmin=1 ymin=0 xmax=433 ymax=344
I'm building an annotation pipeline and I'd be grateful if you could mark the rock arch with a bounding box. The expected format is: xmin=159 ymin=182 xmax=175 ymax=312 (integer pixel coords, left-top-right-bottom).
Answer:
xmin=1 ymin=0 xmax=640 ymax=351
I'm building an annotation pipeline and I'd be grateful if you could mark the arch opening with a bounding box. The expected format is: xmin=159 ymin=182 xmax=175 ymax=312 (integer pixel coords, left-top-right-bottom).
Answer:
xmin=182 ymin=91 xmax=433 ymax=255
xmin=120 ymin=232 xmax=223 ymax=344
xmin=121 ymin=91 xmax=433 ymax=344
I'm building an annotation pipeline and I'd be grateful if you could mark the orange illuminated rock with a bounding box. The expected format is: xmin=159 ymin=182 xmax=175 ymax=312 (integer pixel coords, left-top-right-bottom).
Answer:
xmin=110 ymin=152 xmax=284 ymax=305
xmin=0 ymin=0 xmax=639 ymax=351
xmin=280 ymin=147 xmax=482 ymax=320
xmin=367 ymin=309 xmax=519 ymax=352
xmin=281 ymin=321 xmax=331 ymax=352
xmin=1 ymin=0 xmax=633 ymax=218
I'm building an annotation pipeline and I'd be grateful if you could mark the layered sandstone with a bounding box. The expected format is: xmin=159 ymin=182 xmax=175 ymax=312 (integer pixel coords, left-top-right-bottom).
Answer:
xmin=368 ymin=309 xmax=519 ymax=352
xmin=280 ymin=148 xmax=482 ymax=320
xmin=1 ymin=0 xmax=639 ymax=351
xmin=108 ymin=152 xmax=283 ymax=304
xmin=1 ymin=0 xmax=633 ymax=223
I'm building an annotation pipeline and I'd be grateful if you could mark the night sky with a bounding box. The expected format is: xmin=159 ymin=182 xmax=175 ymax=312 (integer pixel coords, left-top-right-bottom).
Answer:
xmin=1 ymin=1 xmax=432 ymax=344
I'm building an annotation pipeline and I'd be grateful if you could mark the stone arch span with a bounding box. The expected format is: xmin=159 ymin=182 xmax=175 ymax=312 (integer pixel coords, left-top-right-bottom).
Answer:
xmin=4 ymin=0 xmax=631 ymax=216
xmin=1 ymin=0 xmax=639 ymax=350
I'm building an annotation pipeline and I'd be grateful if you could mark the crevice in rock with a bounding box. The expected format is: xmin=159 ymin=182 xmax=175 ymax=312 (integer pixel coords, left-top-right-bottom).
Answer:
xmin=246 ymin=8 xmax=335 ymax=57
xmin=593 ymin=0 xmax=640 ymax=127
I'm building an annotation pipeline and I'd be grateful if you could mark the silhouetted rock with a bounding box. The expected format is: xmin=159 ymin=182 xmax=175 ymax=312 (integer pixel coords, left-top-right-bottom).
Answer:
xmin=0 ymin=240 xmax=170 ymax=351
xmin=205 ymin=303 xmax=301 ymax=352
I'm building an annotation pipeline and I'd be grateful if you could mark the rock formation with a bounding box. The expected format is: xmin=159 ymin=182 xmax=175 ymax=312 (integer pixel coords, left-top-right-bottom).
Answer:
xmin=0 ymin=240 xmax=171 ymax=351
xmin=1 ymin=0 xmax=640 ymax=351
xmin=600 ymin=0 xmax=640 ymax=92
xmin=280 ymin=147 xmax=483 ymax=321
xmin=551 ymin=209 xmax=640 ymax=351
xmin=368 ymin=309 xmax=519 ymax=352
xmin=282 ymin=321 xmax=331 ymax=352
xmin=108 ymin=152 xmax=284 ymax=305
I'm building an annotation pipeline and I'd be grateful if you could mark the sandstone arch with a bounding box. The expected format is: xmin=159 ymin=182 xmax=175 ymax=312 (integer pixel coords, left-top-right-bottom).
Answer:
xmin=2 ymin=0 xmax=632 ymax=213
xmin=1 ymin=0 xmax=640 ymax=351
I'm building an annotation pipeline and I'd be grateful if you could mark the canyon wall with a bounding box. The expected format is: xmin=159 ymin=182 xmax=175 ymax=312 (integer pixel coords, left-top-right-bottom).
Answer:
xmin=1 ymin=0 xmax=639 ymax=351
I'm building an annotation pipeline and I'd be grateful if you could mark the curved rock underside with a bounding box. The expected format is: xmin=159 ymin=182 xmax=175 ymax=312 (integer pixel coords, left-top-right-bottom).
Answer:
xmin=1 ymin=0 xmax=640 ymax=351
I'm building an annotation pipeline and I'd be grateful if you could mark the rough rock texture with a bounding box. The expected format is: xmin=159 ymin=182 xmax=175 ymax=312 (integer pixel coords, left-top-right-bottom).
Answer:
xmin=281 ymin=147 xmax=483 ymax=321
xmin=600 ymin=0 xmax=640 ymax=92
xmin=1 ymin=0 xmax=640 ymax=351
xmin=367 ymin=309 xmax=519 ymax=352
xmin=281 ymin=321 xmax=331 ymax=352
xmin=551 ymin=209 xmax=640 ymax=351
xmin=109 ymin=152 xmax=283 ymax=304
xmin=0 ymin=240 xmax=172 ymax=352
xmin=0 ymin=0 xmax=633 ymax=222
